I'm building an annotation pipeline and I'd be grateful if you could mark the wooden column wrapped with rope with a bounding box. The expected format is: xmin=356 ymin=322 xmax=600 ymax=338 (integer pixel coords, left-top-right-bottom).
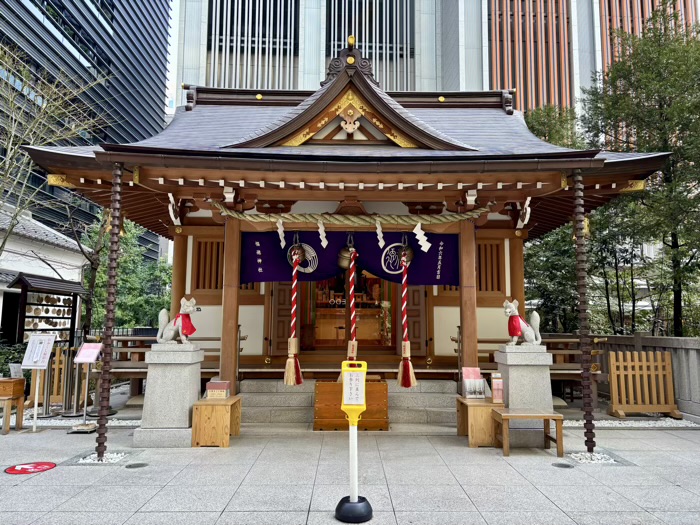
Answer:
xmin=284 ymin=241 xmax=304 ymax=386
xmin=573 ymin=170 xmax=596 ymax=452
xmin=95 ymin=162 xmax=123 ymax=459
xmin=397 ymin=244 xmax=417 ymax=388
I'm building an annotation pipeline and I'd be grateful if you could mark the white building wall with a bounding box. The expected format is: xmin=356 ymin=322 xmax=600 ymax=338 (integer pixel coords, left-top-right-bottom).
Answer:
xmin=433 ymin=306 xmax=510 ymax=356
xmin=459 ymin=0 xmax=484 ymax=91
xmin=0 ymin=237 xmax=85 ymax=283
xmin=414 ymin=0 xmax=438 ymax=91
xmin=176 ymin=0 xmax=209 ymax=105
xmin=298 ymin=0 xmax=327 ymax=89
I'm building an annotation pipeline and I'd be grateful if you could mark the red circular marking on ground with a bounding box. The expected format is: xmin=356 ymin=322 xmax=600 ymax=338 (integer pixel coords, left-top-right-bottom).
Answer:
xmin=4 ymin=462 xmax=56 ymax=475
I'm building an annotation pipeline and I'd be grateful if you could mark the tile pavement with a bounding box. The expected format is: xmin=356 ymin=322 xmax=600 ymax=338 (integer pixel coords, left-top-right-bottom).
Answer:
xmin=0 ymin=427 xmax=699 ymax=523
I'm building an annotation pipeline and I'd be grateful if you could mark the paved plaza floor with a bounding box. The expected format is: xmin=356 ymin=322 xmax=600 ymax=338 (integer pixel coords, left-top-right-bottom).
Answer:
xmin=1 ymin=426 xmax=700 ymax=524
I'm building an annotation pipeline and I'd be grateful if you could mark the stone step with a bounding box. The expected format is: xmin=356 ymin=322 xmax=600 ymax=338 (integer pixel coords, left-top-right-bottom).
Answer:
xmin=238 ymin=379 xmax=458 ymax=425
xmin=239 ymin=379 xmax=316 ymax=393
xmin=239 ymin=392 xmax=313 ymax=407
xmin=388 ymin=393 xmax=458 ymax=409
xmin=239 ymin=379 xmax=457 ymax=394
xmin=389 ymin=407 xmax=456 ymax=424
xmin=243 ymin=406 xmax=314 ymax=424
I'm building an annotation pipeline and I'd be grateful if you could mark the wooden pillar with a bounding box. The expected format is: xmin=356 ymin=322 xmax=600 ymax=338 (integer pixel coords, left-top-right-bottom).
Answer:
xmin=459 ymin=221 xmax=478 ymax=367
xmin=96 ymin=162 xmax=122 ymax=459
xmin=574 ymin=170 xmax=596 ymax=452
xmin=220 ymin=218 xmax=241 ymax=393
xmin=170 ymin=234 xmax=188 ymax=318
xmin=509 ymin=236 xmax=526 ymax=315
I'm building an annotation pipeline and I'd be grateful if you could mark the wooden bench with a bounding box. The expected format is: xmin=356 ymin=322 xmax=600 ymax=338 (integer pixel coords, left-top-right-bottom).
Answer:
xmin=192 ymin=395 xmax=241 ymax=448
xmin=0 ymin=379 xmax=25 ymax=435
xmin=456 ymin=397 xmax=505 ymax=447
xmin=491 ymin=408 xmax=564 ymax=457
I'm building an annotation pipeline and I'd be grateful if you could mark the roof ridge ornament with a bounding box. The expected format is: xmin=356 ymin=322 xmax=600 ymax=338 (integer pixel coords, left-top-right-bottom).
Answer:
xmin=321 ymin=35 xmax=379 ymax=87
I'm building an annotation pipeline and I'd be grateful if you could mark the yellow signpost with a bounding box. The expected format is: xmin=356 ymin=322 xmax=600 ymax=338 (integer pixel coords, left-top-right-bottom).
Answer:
xmin=335 ymin=361 xmax=373 ymax=523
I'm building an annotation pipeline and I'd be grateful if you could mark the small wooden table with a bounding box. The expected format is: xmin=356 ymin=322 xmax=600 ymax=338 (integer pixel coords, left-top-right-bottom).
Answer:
xmin=456 ymin=397 xmax=505 ymax=447
xmin=192 ymin=395 xmax=241 ymax=447
xmin=491 ymin=408 xmax=564 ymax=457
xmin=0 ymin=379 xmax=25 ymax=435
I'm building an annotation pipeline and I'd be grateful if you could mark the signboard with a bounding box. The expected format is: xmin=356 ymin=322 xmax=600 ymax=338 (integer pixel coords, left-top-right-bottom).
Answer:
xmin=343 ymin=372 xmax=365 ymax=406
xmin=341 ymin=361 xmax=367 ymax=426
xmin=74 ymin=343 xmax=102 ymax=364
xmin=5 ymin=462 xmax=56 ymax=475
xmin=21 ymin=334 xmax=56 ymax=370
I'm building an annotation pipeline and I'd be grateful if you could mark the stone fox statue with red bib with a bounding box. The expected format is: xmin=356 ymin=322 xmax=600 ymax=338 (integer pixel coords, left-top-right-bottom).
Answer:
xmin=503 ymin=299 xmax=541 ymax=345
xmin=156 ymin=297 xmax=197 ymax=344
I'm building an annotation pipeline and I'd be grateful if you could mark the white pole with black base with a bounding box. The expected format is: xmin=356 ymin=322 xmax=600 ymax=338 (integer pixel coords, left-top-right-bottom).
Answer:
xmin=335 ymin=360 xmax=372 ymax=524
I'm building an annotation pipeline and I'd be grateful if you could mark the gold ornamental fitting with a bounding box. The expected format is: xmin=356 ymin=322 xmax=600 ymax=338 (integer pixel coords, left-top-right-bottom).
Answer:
xmin=347 ymin=56 xmax=355 ymax=65
xmin=255 ymin=93 xmax=263 ymax=100
xmin=348 ymin=35 xmax=356 ymax=48
xmin=515 ymin=230 xmax=523 ymax=237
xmin=175 ymin=226 xmax=183 ymax=234
xmin=438 ymin=96 xmax=445 ymax=103
xmin=264 ymin=357 xmax=272 ymax=365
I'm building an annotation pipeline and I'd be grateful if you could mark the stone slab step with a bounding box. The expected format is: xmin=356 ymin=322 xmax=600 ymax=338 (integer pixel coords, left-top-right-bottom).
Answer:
xmin=389 ymin=407 xmax=456 ymax=424
xmin=387 ymin=380 xmax=457 ymax=394
xmin=243 ymin=407 xmax=314 ymax=424
xmin=239 ymin=392 xmax=313 ymax=407
xmin=388 ymin=393 xmax=458 ymax=409
xmin=239 ymin=379 xmax=316 ymax=393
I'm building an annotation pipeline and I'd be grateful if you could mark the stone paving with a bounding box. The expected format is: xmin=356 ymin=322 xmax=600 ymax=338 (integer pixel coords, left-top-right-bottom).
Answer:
xmin=1 ymin=426 xmax=700 ymax=524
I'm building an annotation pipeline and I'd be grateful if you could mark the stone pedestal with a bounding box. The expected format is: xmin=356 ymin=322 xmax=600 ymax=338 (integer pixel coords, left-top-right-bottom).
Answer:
xmin=495 ymin=344 xmax=553 ymax=448
xmin=133 ymin=343 xmax=203 ymax=448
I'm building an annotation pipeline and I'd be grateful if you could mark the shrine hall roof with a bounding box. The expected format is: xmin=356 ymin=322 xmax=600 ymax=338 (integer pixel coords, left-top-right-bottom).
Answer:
xmin=23 ymin=42 xmax=669 ymax=240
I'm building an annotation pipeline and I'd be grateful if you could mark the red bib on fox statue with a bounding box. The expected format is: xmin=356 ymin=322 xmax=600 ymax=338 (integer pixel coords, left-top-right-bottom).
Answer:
xmin=174 ymin=314 xmax=196 ymax=337
xmin=507 ymin=315 xmax=529 ymax=337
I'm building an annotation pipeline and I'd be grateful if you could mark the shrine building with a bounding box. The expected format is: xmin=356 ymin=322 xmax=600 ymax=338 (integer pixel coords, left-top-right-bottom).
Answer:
xmin=25 ymin=39 xmax=667 ymax=392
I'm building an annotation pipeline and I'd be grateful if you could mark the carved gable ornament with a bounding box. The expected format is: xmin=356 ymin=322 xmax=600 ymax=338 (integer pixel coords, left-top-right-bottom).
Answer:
xmin=281 ymin=88 xmax=416 ymax=147
xmin=224 ymin=37 xmax=477 ymax=152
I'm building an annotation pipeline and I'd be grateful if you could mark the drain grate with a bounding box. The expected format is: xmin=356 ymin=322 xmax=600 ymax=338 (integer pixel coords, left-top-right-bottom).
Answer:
xmin=552 ymin=462 xmax=574 ymax=469
xmin=124 ymin=463 xmax=148 ymax=469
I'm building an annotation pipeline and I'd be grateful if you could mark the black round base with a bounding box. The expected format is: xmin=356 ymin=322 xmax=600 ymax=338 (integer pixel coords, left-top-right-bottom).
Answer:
xmin=335 ymin=496 xmax=373 ymax=523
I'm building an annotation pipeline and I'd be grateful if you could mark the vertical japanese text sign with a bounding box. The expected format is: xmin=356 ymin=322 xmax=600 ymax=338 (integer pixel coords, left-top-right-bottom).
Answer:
xmin=341 ymin=360 xmax=367 ymax=426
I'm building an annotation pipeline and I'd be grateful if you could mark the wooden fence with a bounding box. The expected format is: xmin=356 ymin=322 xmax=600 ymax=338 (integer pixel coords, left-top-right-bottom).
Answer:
xmin=543 ymin=332 xmax=700 ymax=418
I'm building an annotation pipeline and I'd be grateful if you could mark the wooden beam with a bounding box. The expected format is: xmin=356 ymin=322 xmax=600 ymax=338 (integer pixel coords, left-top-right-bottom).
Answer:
xmin=509 ymin=236 xmax=526 ymax=315
xmin=220 ymin=218 xmax=242 ymax=393
xmin=459 ymin=220 xmax=478 ymax=367
xmin=170 ymin=234 xmax=188 ymax=318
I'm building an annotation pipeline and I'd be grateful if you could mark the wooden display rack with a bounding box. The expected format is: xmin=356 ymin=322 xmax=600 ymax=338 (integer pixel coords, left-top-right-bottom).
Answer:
xmin=314 ymin=378 xmax=388 ymax=431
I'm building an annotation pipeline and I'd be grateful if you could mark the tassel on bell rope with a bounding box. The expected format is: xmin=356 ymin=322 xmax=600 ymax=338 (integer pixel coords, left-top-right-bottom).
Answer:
xmin=284 ymin=244 xmax=304 ymax=386
xmin=397 ymin=248 xmax=417 ymax=388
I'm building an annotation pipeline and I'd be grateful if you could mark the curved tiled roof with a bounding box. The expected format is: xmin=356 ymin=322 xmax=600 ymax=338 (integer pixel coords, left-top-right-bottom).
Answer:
xmin=0 ymin=208 xmax=84 ymax=253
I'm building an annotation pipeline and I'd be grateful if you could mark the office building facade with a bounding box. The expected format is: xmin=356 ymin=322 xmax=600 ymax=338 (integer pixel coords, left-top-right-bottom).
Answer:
xmin=177 ymin=0 xmax=698 ymax=111
xmin=1 ymin=0 xmax=170 ymax=259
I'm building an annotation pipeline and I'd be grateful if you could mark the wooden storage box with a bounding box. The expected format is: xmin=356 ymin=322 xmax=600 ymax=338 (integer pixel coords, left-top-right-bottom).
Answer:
xmin=0 ymin=379 xmax=25 ymax=398
xmin=192 ymin=395 xmax=241 ymax=447
xmin=314 ymin=379 xmax=389 ymax=431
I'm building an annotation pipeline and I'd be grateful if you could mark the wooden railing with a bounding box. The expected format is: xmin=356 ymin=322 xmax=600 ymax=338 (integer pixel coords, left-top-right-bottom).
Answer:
xmin=543 ymin=332 xmax=700 ymax=418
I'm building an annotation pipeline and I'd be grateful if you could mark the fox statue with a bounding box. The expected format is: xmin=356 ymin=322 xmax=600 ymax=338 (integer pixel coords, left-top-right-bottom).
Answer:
xmin=156 ymin=297 xmax=197 ymax=344
xmin=503 ymin=299 xmax=541 ymax=345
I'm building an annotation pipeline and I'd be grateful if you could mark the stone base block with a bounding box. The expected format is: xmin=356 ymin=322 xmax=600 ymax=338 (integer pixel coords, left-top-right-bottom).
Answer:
xmin=133 ymin=427 xmax=192 ymax=448
xmin=500 ymin=344 xmax=548 ymax=354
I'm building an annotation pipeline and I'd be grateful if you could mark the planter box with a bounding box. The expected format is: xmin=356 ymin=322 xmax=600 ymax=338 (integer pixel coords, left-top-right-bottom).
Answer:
xmin=313 ymin=379 xmax=389 ymax=431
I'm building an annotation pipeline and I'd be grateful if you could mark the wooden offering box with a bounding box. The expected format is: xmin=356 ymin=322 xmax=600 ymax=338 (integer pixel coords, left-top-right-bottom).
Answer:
xmin=0 ymin=379 xmax=25 ymax=398
xmin=314 ymin=379 xmax=389 ymax=431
